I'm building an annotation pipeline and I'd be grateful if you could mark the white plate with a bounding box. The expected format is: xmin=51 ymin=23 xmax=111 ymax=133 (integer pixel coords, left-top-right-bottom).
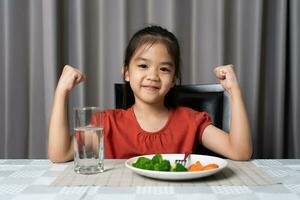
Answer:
xmin=125 ymin=154 xmax=228 ymax=180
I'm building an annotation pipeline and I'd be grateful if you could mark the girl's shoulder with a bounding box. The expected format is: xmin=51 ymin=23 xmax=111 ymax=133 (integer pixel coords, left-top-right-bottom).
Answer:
xmin=102 ymin=107 xmax=136 ymax=123
xmin=91 ymin=108 xmax=132 ymax=125
xmin=172 ymin=106 xmax=211 ymax=121
xmin=172 ymin=106 xmax=200 ymax=114
xmin=103 ymin=108 xmax=132 ymax=117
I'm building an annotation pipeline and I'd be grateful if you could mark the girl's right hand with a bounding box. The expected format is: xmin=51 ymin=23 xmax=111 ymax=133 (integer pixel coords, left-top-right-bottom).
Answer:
xmin=56 ymin=65 xmax=86 ymax=95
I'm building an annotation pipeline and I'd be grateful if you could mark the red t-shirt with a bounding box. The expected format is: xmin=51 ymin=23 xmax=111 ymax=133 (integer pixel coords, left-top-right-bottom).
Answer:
xmin=92 ymin=106 xmax=212 ymax=159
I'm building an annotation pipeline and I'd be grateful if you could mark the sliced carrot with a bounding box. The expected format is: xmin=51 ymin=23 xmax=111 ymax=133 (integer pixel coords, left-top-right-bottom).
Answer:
xmin=188 ymin=161 xmax=204 ymax=172
xmin=196 ymin=161 xmax=203 ymax=168
xmin=188 ymin=161 xmax=219 ymax=172
xmin=202 ymin=163 xmax=219 ymax=170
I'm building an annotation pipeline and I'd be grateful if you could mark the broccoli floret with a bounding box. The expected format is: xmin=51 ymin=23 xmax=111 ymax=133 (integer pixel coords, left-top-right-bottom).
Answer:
xmin=132 ymin=157 xmax=154 ymax=170
xmin=154 ymin=160 xmax=171 ymax=171
xmin=132 ymin=154 xmax=188 ymax=172
xmin=152 ymin=154 xmax=163 ymax=165
xmin=171 ymin=163 xmax=188 ymax=172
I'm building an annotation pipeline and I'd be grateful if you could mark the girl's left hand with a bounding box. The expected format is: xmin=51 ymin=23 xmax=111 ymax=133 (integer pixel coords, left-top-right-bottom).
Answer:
xmin=213 ymin=64 xmax=240 ymax=95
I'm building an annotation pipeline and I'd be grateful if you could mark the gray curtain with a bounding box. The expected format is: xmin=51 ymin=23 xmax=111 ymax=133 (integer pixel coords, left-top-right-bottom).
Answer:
xmin=0 ymin=0 xmax=299 ymax=159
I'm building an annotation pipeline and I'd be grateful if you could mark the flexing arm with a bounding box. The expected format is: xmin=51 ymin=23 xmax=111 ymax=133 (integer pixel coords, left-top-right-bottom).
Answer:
xmin=201 ymin=65 xmax=253 ymax=160
xmin=48 ymin=65 xmax=86 ymax=163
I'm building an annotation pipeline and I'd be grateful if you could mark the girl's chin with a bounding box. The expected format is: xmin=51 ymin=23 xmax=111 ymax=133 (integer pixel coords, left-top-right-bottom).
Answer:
xmin=136 ymin=96 xmax=164 ymax=105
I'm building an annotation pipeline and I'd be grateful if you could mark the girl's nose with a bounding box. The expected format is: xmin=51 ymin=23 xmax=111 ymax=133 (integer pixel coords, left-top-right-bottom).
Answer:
xmin=147 ymin=68 xmax=159 ymax=81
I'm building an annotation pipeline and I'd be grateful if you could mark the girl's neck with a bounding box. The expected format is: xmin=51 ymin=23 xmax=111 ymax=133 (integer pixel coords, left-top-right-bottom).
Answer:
xmin=133 ymin=100 xmax=168 ymax=118
xmin=132 ymin=100 xmax=170 ymax=132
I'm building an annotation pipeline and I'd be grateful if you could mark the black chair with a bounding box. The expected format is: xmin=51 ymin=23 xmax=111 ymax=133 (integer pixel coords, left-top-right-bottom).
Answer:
xmin=114 ymin=83 xmax=230 ymax=156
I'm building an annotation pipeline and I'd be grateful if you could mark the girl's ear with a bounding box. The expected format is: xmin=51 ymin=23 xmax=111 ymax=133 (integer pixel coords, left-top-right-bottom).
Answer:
xmin=121 ymin=65 xmax=130 ymax=82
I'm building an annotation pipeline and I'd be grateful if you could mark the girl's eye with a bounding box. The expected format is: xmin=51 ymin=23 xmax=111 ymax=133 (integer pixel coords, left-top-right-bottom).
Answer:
xmin=138 ymin=64 xmax=147 ymax=68
xmin=160 ymin=67 xmax=171 ymax=72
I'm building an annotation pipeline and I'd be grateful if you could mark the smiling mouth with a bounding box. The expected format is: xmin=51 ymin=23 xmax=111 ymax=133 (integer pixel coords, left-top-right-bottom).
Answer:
xmin=142 ymin=85 xmax=160 ymax=91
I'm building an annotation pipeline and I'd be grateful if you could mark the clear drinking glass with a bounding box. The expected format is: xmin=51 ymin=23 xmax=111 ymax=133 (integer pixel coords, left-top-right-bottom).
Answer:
xmin=73 ymin=107 xmax=104 ymax=174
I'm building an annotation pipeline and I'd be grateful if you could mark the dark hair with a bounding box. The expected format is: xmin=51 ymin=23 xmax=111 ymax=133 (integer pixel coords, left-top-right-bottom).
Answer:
xmin=122 ymin=25 xmax=182 ymax=108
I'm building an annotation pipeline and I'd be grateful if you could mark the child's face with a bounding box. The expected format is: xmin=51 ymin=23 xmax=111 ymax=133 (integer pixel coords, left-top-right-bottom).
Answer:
xmin=125 ymin=42 xmax=176 ymax=106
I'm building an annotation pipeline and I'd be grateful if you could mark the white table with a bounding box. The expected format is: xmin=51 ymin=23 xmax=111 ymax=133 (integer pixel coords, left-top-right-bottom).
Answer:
xmin=0 ymin=159 xmax=300 ymax=199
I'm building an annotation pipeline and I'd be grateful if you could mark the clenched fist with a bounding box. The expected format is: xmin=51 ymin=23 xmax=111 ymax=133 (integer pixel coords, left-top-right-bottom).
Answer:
xmin=213 ymin=64 xmax=240 ymax=95
xmin=56 ymin=65 xmax=86 ymax=94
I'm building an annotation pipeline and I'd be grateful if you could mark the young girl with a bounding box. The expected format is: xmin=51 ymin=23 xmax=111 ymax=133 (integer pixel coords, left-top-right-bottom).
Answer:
xmin=48 ymin=26 xmax=252 ymax=162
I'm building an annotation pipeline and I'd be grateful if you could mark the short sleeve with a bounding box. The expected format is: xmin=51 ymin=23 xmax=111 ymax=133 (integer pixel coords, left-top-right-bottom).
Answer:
xmin=196 ymin=112 xmax=212 ymax=143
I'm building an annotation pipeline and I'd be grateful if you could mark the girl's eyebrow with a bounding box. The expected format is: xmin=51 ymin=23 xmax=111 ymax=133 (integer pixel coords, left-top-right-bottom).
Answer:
xmin=160 ymin=61 xmax=174 ymax=67
xmin=135 ymin=57 xmax=174 ymax=66
xmin=135 ymin=57 xmax=148 ymax=62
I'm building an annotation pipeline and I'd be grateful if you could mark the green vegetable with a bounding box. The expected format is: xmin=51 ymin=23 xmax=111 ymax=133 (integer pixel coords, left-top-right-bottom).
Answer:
xmin=154 ymin=160 xmax=171 ymax=171
xmin=132 ymin=154 xmax=187 ymax=172
xmin=132 ymin=157 xmax=154 ymax=170
xmin=171 ymin=163 xmax=188 ymax=172
xmin=152 ymin=154 xmax=163 ymax=165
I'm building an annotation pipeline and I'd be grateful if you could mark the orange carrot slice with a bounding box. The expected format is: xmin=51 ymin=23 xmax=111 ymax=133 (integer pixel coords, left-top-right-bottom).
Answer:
xmin=188 ymin=161 xmax=204 ymax=172
xmin=202 ymin=163 xmax=219 ymax=170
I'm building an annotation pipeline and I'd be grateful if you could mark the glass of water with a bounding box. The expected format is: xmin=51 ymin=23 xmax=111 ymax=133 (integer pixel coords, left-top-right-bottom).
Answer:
xmin=73 ymin=107 xmax=104 ymax=174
